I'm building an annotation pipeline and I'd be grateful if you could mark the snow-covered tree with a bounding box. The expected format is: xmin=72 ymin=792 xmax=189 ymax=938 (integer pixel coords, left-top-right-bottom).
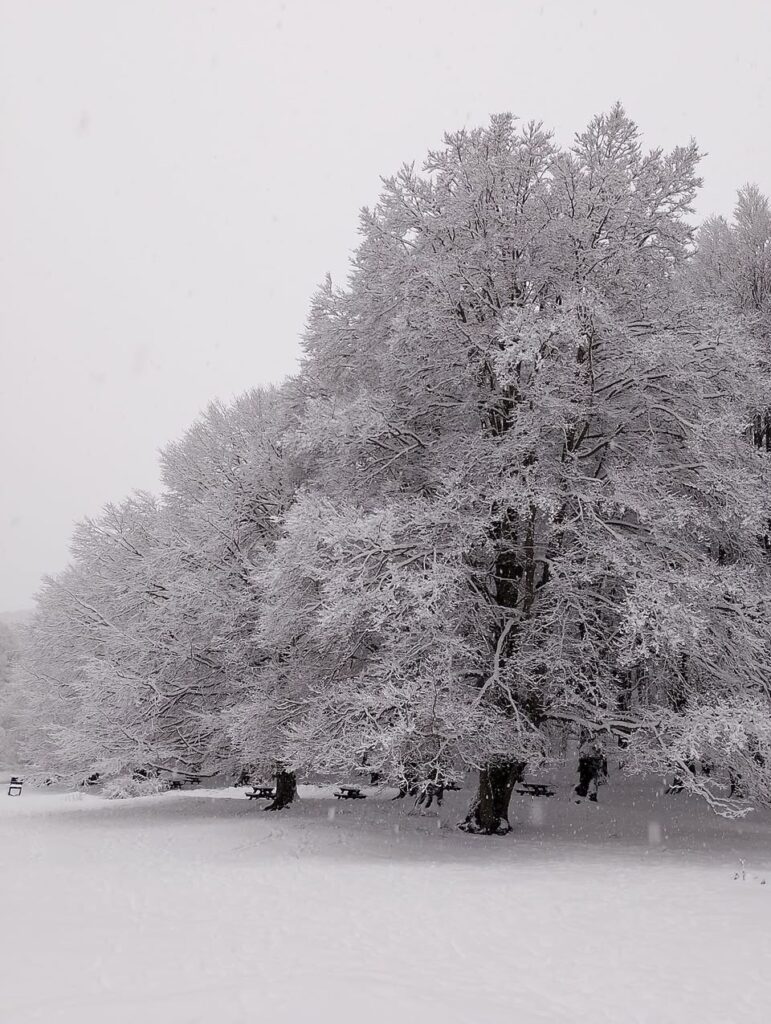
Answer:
xmin=279 ymin=106 xmax=771 ymax=830
xmin=694 ymin=184 xmax=771 ymax=323
xmin=0 ymin=620 xmax=26 ymax=767
xmin=23 ymin=492 xmax=203 ymax=781
xmin=693 ymin=184 xmax=771 ymax=452
xmin=159 ymin=386 xmax=305 ymax=806
xmin=24 ymin=387 xmax=305 ymax=804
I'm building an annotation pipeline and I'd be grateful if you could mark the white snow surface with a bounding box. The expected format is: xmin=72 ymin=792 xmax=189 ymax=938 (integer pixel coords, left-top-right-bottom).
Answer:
xmin=1 ymin=776 xmax=770 ymax=1023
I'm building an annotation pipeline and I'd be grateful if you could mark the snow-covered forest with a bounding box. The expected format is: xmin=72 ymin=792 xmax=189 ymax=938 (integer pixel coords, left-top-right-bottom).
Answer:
xmin=8 ymin=104 xmax=771 ymax=837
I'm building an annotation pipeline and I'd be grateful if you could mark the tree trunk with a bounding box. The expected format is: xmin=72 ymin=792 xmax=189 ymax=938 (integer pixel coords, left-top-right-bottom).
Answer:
xmin=235 ymin=764 xmax=254 ymax=787
xmin=265 ymin=769 xmax=297 ymax=811
xmin=459 ymin=761 xmax=526 ymax=835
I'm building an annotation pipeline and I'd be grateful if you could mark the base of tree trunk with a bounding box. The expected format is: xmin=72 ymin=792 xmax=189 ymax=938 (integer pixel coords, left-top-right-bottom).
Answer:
xmin=265 ymin=770 xmax=297 ymax=811
xmin=458 ymin=761 xmax=526 ymax=836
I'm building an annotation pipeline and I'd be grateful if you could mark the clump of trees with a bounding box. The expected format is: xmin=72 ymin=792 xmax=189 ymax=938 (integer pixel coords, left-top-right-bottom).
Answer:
xmin=16 ymin=105 xmax=771 ymax=833
xmin=0 ymin=619 xmax=27 ymax=766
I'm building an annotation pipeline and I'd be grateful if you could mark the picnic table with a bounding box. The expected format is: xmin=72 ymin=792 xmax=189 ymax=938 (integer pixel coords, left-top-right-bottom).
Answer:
xmin=515 ymin=782 xmax=555 ymax=798
xmin=335 ymin=785 xmax=367 ymax=800
xmin=168 ymin=776 xmax=201 ymax=790
xmin=247 ymin=785 xmax=275 ymax=800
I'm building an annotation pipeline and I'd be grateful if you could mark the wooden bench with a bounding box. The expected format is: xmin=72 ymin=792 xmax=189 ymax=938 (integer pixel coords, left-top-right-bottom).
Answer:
xmin=247 ymin=786 xmax=275 ymax=800
xmin=335 ymin=785 xmax=366 ymax=800
xmin=516 ymin=782 xmax=555 ymax=798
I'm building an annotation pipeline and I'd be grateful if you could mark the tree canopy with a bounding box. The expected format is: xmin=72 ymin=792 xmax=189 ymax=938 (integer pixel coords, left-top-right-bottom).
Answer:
xmin=18 ymin=106 xmax=771 ymax=831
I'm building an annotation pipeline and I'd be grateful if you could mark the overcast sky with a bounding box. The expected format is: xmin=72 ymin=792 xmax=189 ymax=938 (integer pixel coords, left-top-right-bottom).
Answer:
xmin=1 ymin=0 xmax=770 ymax=611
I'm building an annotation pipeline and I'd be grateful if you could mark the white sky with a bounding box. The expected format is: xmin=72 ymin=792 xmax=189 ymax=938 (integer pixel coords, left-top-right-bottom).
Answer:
xmin=2 ymin=0 xmax=770 ymax=611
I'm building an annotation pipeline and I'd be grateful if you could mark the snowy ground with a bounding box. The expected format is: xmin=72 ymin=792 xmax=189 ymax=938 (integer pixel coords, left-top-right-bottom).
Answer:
xmin=1 ymin=774 xmax=770 ymax=1024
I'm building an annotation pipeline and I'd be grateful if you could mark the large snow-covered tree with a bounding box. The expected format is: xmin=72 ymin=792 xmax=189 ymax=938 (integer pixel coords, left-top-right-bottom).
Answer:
xmin=277 ymin=106 xmax=771 ymax=831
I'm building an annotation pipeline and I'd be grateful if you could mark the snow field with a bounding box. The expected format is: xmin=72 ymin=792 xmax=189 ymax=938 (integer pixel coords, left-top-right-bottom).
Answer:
xmin=1 ymin=780 xmax=770 ymax=1024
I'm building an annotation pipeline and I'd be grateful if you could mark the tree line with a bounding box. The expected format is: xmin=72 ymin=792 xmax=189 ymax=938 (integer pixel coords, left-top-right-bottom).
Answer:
xmin=11 ymin=105 xmax=771 ymax=833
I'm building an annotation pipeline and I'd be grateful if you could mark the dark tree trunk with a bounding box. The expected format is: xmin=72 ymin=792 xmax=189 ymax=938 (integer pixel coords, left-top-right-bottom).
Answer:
xmin=235 ymin=764 xmax=254 ymax=787
xmin=265 ymin=769 xmax=297 ymax=811
xmin=459 ymin=761 xmax=526 ymax=835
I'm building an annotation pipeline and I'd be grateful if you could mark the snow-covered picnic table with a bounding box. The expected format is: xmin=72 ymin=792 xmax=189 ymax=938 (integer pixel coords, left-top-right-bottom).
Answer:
xmin=335 ymin=785 xmax=366 ymax=800
xmin=168 ymin=777 xmax=201 ymax=791
xmin=516 ymin=782 xmax=555 ymax=798
xmin=247 ymin=785 xmax=275 ymax=800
